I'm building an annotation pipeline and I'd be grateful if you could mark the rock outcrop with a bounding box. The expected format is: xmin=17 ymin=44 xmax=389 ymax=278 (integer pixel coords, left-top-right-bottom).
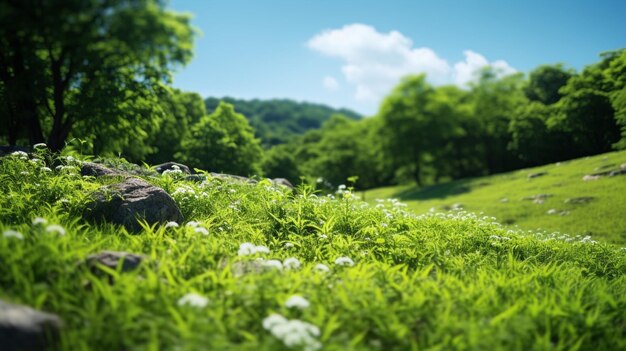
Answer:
xmin=84 ymin=178 xmax=183 ymax=232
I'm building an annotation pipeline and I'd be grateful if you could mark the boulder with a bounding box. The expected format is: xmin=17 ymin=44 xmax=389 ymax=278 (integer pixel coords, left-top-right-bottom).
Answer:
xmin=272 ymin=178 xmax=294 ymax=189
xmin=185 ymin=174 xmax=207 ymax=182
xmin=84 ymin=178 xmax=183 ymax=232
xmin=564 ymin=197 xmax=595 ymax=205
xmin=0 ymin=300 xmax=63 ymax=351
xmin=0 ymin=145 xmax=31 ymax=157
xmin=154 ymin=162 xmax=192 ymax=175
xmin=527 ymin=171 xmax=547 ymax=179
xmin=210 ymin=172 xmax=258 ymax=184
xmin=85 ymin=251 xmax=144 ymax=274
xmin=80 ymin=162 xmax=124 ymax=177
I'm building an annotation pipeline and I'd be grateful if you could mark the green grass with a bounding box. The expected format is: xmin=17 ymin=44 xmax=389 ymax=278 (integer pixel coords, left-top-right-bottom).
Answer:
xmin=1 ymin=150 xmax=625 ymax=350
xmin=363 ymin=151 xmax=626 ymax=245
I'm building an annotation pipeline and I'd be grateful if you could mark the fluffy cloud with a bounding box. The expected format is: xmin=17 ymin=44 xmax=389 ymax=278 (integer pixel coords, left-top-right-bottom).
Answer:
xmin=307 ymin=24 xmax=516 ymax=103
xmin=323 ymin=76 xmax=339 ymax=91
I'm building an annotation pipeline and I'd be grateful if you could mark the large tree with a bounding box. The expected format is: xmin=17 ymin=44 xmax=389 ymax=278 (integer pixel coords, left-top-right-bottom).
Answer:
xmin=177 ymin=102 xmax=264 ymax=176
xmin=0 ymin=0 xmax=194 ymax=150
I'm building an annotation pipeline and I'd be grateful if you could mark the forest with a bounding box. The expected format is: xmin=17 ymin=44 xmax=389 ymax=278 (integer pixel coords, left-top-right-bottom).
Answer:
xmin=1 ymin=1 xmax=625 ymax=189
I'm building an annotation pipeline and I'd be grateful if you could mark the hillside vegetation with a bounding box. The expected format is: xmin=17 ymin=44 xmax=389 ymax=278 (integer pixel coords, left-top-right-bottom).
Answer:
xmin=364 ymin=150 xmax=626 ymax=245
xmin=205 ymin=97 xmax=361 ymax=147
xmin=1 ymin=150 xmax=625 ymax=350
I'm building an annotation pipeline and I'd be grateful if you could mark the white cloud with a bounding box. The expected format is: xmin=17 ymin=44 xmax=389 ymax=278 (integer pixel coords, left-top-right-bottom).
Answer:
xmin=323 ymin=76 xmax=339 ymax=91
xmin=454 ymin=50 xmax=517 ymax=86
xmin=307 ymin=24 xmax=516 ymax=104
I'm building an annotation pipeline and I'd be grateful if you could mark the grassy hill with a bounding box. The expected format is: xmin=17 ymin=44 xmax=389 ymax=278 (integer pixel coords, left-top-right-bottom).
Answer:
xmin=204 ymin=97 xmax=361 ymax=147
xmin=363 ymin=150 xmax=626 ymax=245
xmin=0 ymin=150 xmax=625 ymax=350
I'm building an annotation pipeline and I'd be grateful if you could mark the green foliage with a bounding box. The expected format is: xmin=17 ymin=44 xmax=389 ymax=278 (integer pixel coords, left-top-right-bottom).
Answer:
xmin=0 ymin=0 xmax=195 ymax=150
xmin=364 ymin=150 xmax=626 ymax=245
xmin=1 ymin=153 xmax=626 ymax=350
xmin=524 ymin=64 xmax=574 ymax=105
xmin=204 ymin=97 xmax=361 ymax=147
xmin=177 ymin=102 xmax=264 ymax=176
xmin=261 ymin=144 xmax=302 ymax=184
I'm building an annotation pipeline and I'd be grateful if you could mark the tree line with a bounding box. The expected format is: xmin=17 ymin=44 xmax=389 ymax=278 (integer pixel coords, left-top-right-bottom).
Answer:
xmin=1 ymin=1 xmax=624 ymax=189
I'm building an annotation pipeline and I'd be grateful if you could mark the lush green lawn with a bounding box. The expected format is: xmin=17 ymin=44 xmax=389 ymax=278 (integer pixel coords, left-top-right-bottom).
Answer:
xmin=1 ymin=151 xmax=625 ymax=350
xmin=363 ymin=151 xmax=626 ymax=245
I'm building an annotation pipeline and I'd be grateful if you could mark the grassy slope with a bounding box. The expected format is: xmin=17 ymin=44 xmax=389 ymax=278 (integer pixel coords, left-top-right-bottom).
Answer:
xmin=363 ymin=151 xmax=626 ymax=245
xmin=0 ymin=151 xmax=625 ymax=351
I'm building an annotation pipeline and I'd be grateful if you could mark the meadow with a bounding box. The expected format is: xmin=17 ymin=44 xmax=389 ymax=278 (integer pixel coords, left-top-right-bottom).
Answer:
xmin=364 ymin=150 xmax=626 ymax=245
xmin=1 ymin=149 xmax=625 ymax=351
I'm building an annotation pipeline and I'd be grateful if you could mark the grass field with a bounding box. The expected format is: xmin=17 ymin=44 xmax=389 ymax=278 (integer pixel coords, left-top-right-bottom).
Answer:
xmin=1 ymin=150 xmax=625 ymax=350
xmin=363 ymin=151 xmax=626 ymax=245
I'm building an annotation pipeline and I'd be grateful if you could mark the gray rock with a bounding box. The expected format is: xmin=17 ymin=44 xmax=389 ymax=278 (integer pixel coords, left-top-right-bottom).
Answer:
xmin=210 ymin=172 xmax=257 ymax=184
xmin=84 ymin=178 xmax=184 ymax=232
xmin=523 ymin=194 xmax=553 ymax=201
xmin=272 ymin=178 xmax=294 ymax=189
xmin=609 ymin=169 xmax=626 ymax=176
xmin=0 ymin=300 xmax=63 ymax=351
xmin=80 ymin=162 xmax=124 ymax=177
xmin=527 ymin=171 xmax=548 ymax=179
xmin=0 ymin=145 xmax=31 ymax=157
xmin=154 ymin=162 xmax=192 ymax=175
xmin=85 ymin=251 xmax=143 ymax=274
xmin=564 ymin=197 xmax=595 ymax=205
xmin=185 ymin=174 xmax=207 ymax=182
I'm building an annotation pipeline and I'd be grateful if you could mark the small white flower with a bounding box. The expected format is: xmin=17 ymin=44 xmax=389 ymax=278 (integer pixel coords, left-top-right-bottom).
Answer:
xmin=313 ymin=263 xmax=330 ymax=273
xmin=334 ymin=256 xmax=354 ymax=267
xmin=11 ymin=151 xmax=28 ymax=159
xmin=262 ymin=259 xmax=283 ymax=270
xmin=46 ymin=224 xmax=66 ymax=236
xmin=284 ymin=242 xmax=294 ymax=249
xmin=194 ymin=227 xmax=209 ymax=235
xmin=318 ymin=234 xmax=328 ymax=240
xmin=263 ymin=313 xmax=288 ymax=330
xmin=285 ymin=295 xmax=310 ymax=309
xmin=283 ymin=257 xmax=301 ymax=270
xmin=65 ymin=155 xmax=75 ymax=162
xmin=33 ymin=143 xmax=47 ymax=149
xmin=40 ymin=167 xmax=52 ymax=172
xmin=237 ymin=243 xmax=270 ymax=256
xmin=3 ymin=229 xmax=23 ymax=240
xmin=177 ymin=293 xmax=209 ymax=308
xmin=165 ymin=221 xmax=179 ymax=228
xmin=32 ymin=217 xmax=48 ymax=225
xmin=186 ymin=221 xmax=200 ymax=228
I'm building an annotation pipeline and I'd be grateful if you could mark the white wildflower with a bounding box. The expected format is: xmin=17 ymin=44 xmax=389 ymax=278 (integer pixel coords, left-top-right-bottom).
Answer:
xmin=334 ymin=256 xmax=354 ymax=267
xmin=165 ymin=221 xmax=179 ymax=228
xmin=11 ymin=151 xmax=28 ymax=159
xmin=313 ymin=263 xmax=330 ymax=273
xmin=283 ymin=257 xmax=301 ymax=270
xmin=263 ymin=314 xmax=322 ymax=351
xmin=285 ymin=295 xmax=310 ymax=309
xmin=238 ymin=243 xmax=270 ymax=256
xmin=262 ymin=259 xmax=283 ymax=270
xmin=32 ymin=217 xmax=48 ymax=225
xmin=284 ymin=242 xmax=294 ymax=249
xmin=40 ymin=167 xmax=52 ymax=172
xmin=177 ymin=293 xmax=209 ymax=308
xmin=194 ymin=227 xmax=209 ymax=235
xmin=33 ymin=143 xmax=47 ymax=149
xmin=186 ymin=221 xmax=200 ymax=228
xmin=263 ymin=313 xmax=288 ymax=330
xmin=46 ymin=224 xmax=66 ymax=236
xmin=3 ymin=229 xmax=23 ymax=240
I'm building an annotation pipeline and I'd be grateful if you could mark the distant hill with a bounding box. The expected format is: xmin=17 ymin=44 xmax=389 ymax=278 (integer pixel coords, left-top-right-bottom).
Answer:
xmin=204 ymin=97 xmax=361 ymax=147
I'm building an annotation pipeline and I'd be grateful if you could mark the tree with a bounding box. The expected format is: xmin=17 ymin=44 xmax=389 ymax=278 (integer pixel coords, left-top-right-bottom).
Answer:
xmin=177 ymin=102 xmax=264 ymax=176
xmin=524 ymin=64 xmax=574 ymax=105
xmin=468 ymin=68 xmax=526 ymax=173
xmin=144 ymin=89 xmax=206 ymax=164
xmin=0 ymin=0 xmax=194 ymax=150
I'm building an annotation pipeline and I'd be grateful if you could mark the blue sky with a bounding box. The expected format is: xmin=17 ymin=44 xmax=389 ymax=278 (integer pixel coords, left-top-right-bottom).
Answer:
xmin=168 ymin=0 xmax=626 ymax=115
